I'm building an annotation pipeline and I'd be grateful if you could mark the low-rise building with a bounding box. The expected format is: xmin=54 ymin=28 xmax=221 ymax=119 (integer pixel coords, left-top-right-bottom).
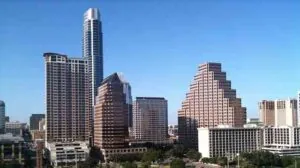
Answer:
xmin=45 ymin=141 xmax=89 ymax=167
xmin=35 ymin=140 xmax=44 ymax=168
xmin=0 ymin=133 xmax=25 ymax=164
xmin=262 ymin=126 xmax=300 ymax=156
xmin=101 ymin=147 xmax=147 ymax=161
xmin=198 ymin=125 xmax=263 ymax=159
xmin=5 ymin=121 xmax=26 ymax=136
xmin=31 ymin=130 xmax=45 ymax=141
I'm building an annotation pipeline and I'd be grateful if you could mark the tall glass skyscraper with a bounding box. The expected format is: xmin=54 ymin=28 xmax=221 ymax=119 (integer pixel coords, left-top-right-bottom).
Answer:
xmin=83 ymin=8 xmax=103 ymax=105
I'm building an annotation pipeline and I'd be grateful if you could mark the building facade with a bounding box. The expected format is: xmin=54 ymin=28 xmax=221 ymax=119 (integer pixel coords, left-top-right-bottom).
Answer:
xmin=0 ymin=133 xmax=25 ymax=164
xmin=39 ymin=118 xmax=46 ymax=131
xmin=5 ymin=121 xmax=25 ymax=136
xmin=94 ymin=73 xmax=146 ymax=161
xmin=5 ymin=116 xmax=9 ymax=123
xmin=94 ymin=73 xmax=129 ymax=149
xmin=0 ymin=100 xmax=5 ymax=134
xmin=198 ymin=125 xmax=263 ymax=159
xmin=274 ymin=99 xmax=297 ymax=127
xmin=178 ymin=62 xmax=247 ymax=148
xmin=44 ymin=53 xmax=91 ymax=142
xmin=30 ymin=114 xmax=45 ymax=130
xmin=36 ymin=140 xmax=44 ymax=168
xmin=32 ymin=130 xmax=45 ymax=141
xmin=133 ymin=97 xmax=168 ymax=144
xmin=298 ymin=92 xmax=300 ymax=126
xmin=83 ymin=8 xmax=103 ymax=105
xmin=259 ymin=100 xmax=275 ymax=126
xmin=45 ymin=141 xmax=89 ymax=167
xmin=262 ymin=126 xmax=300 ymax=156
xmin=168 ymin=125 xmax=178 ymax=137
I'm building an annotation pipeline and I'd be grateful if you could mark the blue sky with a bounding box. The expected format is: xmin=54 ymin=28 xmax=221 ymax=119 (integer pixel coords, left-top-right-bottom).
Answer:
xmin=0 ymin=1 xmax=300 ymax=124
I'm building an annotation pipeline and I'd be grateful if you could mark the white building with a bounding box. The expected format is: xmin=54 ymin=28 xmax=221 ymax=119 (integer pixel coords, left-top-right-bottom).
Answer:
xmin=168 ymin=125 xmax=178 ymax=137
xmin=262 ymin=126 xmax=300 ymax=156
xmin=198 ymin=125 xmax=263 ymax=159
xmin=5 ymin=121 xmax=26 ymax=136
xmin=274 ymin=99 xmax=297 ymax=127
xmin=45 ymin=141 xmax=89 ymax=167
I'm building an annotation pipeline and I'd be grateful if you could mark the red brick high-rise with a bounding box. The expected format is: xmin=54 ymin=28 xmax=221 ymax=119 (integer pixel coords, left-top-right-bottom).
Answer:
xmin=94 ymin=73 xmax=129 ymax=149
xmin=178 ymin=62 xmax=247 ymax=149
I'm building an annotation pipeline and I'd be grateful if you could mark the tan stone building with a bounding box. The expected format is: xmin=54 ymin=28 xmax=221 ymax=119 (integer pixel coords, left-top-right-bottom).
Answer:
xmin=259 ymin=100 xmax=275 ymax=126
xmin=178 ymin=62 xmax=247 ymax=148
xmin=259 ymin=99 xmax=297 ymax=127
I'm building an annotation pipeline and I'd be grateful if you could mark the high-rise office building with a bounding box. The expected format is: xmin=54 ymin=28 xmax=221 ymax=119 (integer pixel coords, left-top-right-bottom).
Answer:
xmin=94 ymin=73 xmax=146 ymax=161
xmin=259 ymin=100 xmax=275 ymax=126
xmin=178 ymin=62 xmax=247 ymax=149
xmin=133 ymin=97 xmax=168 ymax=144
xmin=0 ymin=100 xmax=5 ymax=134
xmin=83 ymin=8 xmax=103 ymax=105
xmin=94 ymin=73 xmax=129 ymax=149
xmin=123 ymin=82 xmax=133 ymax=128
xmin=274 ymin=99 xmax=297 ymax=127
xmin=44 ymin=52 xmax=91 ymax=142
xmin=30 ymin=114 xmax=45 ymax=130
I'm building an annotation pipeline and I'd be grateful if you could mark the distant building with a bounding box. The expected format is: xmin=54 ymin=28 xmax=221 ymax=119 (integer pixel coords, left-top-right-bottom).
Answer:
xmin=0 ymin=100 xmax=5 ymax=134
xmin=39 ymin=118 xmax=45 ymax=131
xmin=178 ymin=63 xmax=247 ymax=149
xmin=247 ymin=118 xmax=262 ymax=126
xmin=5 ymin=116 xmax=9 ymax=122
xmin=168 ymin=125 xmax=178 ymax=137
xmin=45 ymin=141 xmax=89 ymax=167
xmin=298 ymin=91 xmax=300 ymax=126
xmin=31 ymin=130 xmax=45 ymax=141
xmin=198 ymin=125 xmax=262 ymax=159
xmin=5 ymin=121 xmax=26 ymax=136
xmin=30 ymin=114 xmax=45 ymax=130
xmin=259 ymin=100 xmax=275 ymax=126
xmin=133 ymin=97 xmax=168 ymax=144
xmin=262 ymin=126 xmax=300 ymax=156
xmin=275 ymin=99 xmax=297 ymax=126
xmin=0 ymin=133 xmax=25 ymax=164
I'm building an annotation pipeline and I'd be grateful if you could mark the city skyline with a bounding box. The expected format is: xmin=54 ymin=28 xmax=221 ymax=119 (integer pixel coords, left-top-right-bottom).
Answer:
xmin=1 ymin=1 xmax=300 ymax=124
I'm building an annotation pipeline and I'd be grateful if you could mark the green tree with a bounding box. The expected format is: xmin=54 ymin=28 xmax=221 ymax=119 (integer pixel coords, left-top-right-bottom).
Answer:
xmin=186 ymin=149 xmax=201 ymax=161
xmin=140 ymin=161 xmax=151 ymax=168
xmin=120 ymin=161 xmax=137 ymax=168
xmin=142 ymin=149 xmax=162 ymax=162
xmin=169 ymin=145 xmax=185 ymax=158
xmin=170 ymin=159 xmax=185 ymax=168
xmin=216 ymin=157 xmax=227 ymax=166
xmin=200 ymin=157 xmax=210 ymax=163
